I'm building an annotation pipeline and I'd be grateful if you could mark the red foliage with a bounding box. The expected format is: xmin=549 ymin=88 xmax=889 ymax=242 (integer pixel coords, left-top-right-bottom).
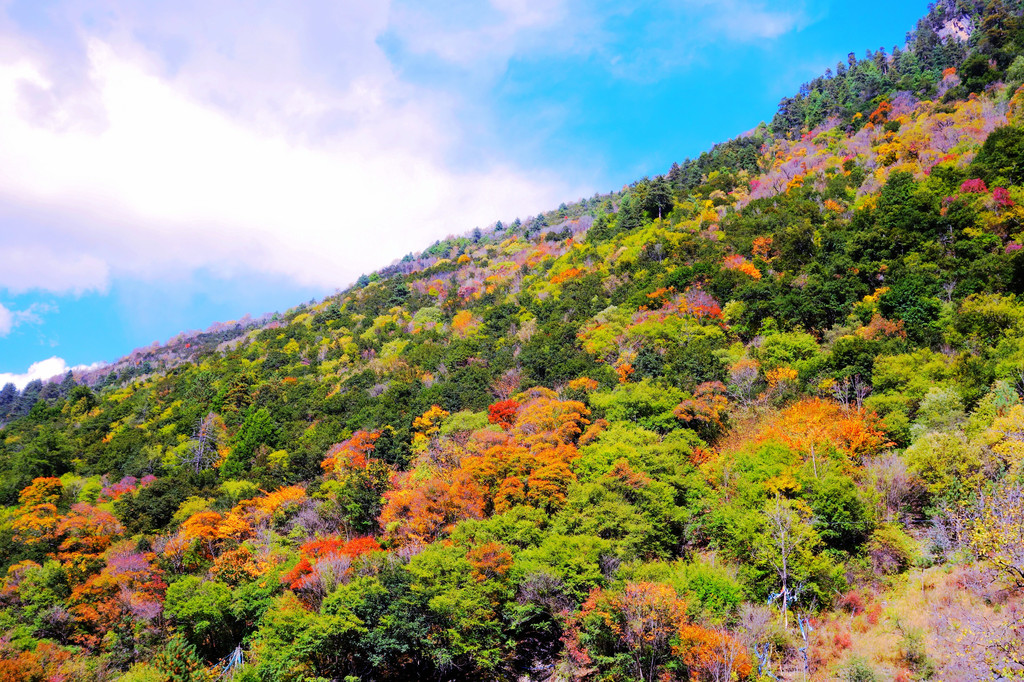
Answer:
xmin=282 ymin=535 xmax=381 ymax=591
xmin=838 ymin=590 xmax=865 ymax=614
xmin=994 ymin=186 xmax=1015 ymax=207
xmin=960 ymin=178 xmax=989 ymax=194
xmin=488 ymin=399 xmax=521 ymax=430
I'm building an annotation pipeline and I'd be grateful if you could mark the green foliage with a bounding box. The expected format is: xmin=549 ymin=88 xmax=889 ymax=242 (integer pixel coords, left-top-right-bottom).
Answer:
xmin=809 ymin=474 xmax=875 ymax=553
xmin=589 ymin=380 xmax=687 ymax=433
xmin=152 ymin=636 xmax=211 ymax=681
xmin=4 ymin=5 xmax=1024 ymax=679
xmin=756 ymin=331 xmax=820 ymax=371
xmin=972 ymin=124 xmax=1024 ymax=185
xmin=904 ymin=431 xmax=984 ymax=502
xmin=165 ymin=577 xmax=237 ymax=657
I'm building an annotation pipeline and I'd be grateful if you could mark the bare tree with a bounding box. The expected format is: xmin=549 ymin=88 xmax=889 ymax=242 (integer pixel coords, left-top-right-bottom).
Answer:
xmin=179 ymin=412 xmax=223 ymax=474
xmin=830 ymin=376 xmax=851 ymax=409
xmin=852 ymin=374 xmax=872 ymax=411
xmin=942 ymin=279 xmax=957 ymax=303
xmin=863 ymin=453 xmax=924 ymax=523
xmin=758 ymin=496 xmax=816 ymax=629
xmin=491 ymin=368 xmax=522 ymax=400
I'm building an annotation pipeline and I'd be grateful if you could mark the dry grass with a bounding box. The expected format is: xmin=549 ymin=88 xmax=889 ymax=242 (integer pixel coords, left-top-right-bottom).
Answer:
xmin=781 ymin=564 xmax=1024 ymax=681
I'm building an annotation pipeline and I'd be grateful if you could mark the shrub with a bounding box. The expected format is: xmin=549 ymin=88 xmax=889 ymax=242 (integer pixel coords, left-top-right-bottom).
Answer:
xmin=867 ymin=524 xmax=917 ymax=575
xmin=843 ymin=655 xmax=880 ymax=681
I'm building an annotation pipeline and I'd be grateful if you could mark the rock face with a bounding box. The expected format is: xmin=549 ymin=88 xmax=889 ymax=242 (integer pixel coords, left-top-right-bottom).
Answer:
xmin=938 ymin=14 xmax=974 ymax=43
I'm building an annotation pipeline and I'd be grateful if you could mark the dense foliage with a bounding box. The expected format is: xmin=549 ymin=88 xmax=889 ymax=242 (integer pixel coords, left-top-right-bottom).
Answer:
xmin=5 ymin=2 xmax=1024 ymax=680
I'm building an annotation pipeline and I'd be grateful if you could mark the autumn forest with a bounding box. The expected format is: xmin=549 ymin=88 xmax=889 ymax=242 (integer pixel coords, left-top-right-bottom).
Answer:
xmin=4 ymin=0 xmax=1024 ymax=680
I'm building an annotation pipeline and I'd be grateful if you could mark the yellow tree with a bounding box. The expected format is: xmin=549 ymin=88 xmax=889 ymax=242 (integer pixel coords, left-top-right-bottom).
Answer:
xmin=10 ymin=478 xmax=64 ymax=546
xmin=412 ymin=405 xmax=450 ymax=453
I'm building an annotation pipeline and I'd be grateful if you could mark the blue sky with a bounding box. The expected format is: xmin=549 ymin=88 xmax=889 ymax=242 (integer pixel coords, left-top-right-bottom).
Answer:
xmin=0 ymin=0 xmax=929 ymax=386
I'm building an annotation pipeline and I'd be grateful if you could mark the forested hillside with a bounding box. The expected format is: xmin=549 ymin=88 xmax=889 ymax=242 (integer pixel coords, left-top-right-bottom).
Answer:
xmin=4 ymin=1 xmax=1024 ymax=680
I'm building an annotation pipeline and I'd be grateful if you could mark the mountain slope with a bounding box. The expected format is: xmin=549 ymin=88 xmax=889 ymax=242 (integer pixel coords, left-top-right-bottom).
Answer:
xmin=3 ymin=2 xmax=1024 ymax=680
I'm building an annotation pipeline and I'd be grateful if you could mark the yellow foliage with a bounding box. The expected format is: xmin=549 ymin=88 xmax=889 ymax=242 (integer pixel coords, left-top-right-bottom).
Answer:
xmin=986 ymin=405 xmax=1024 ymax=473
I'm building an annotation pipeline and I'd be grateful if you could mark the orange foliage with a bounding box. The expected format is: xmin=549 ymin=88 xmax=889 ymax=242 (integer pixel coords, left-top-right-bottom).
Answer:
xmin=178 ymin=508 xmax=252 ymax=558
xmin=567 ymin=376 xmax=599 ymax=392
xmin=245 ymin=485 xmax=306 ymax=521
xmin=69 ymin=549 xmax=166 ymax=650
xmin=690 ymin=447 xmax=715 ymax=466
xmin=674 ymin=381 xmax=729 ymax=430
xmin=525 ymin=458 xmax=577 ymax=511
xmin=869 ymin=99 xmax=892 ymax=125
xmin=10 ymin=478 xmax=63 ymax=546
xmin=210 ymin=545 xmax=271 ymax=584
xmin=462 ymin=440 xmax=581 ymax=513
xmin=322 ymin=430 xmax=381 ymax=476
xmin=466 ymin=541 xmax=513 ymax=581
xmin=606 ymin=460 xmax=652 ymax=489
xmin=550 ymin=266 xmax=586 ymax=284
xmin=380 ymin=469 xmax=485 ymax=546
xmin=675 ymin=624 xmax=753 ymax=680
xmin=55 ymin=503 xmax=124 ymax=583
xmin=722 ymin=254 xmax=762 ymax=280
xmin=616 ymin=363 xmax=635 ymax=384
xmin=510 ymin=388 xmax=591 ymax=448
xmin=754 ymin=398 xmax=892 ymax=461
xmin=752 ymin=236 xmax=775 ymax=261
xmin=856 ymin=314 xmax=907 ymax=340
xmin=18 ymin=477 xmax=63 ymax=507
xmin=451 ymin=310 xmax=478 ymax=338
xmin=568 ymin=582 xmax=690 ymax=678
xmin=646 ymin=287 xmax=675 ymax=307
xmin=380 ymin=389 xmax=590 ymax=543
xmin=0 ymin=561 xmax=41 ymax=604
xmin=0 ymin=641 xmax=75 ymax=682
xmin=579 ymin=418 xmax=609 ymax=447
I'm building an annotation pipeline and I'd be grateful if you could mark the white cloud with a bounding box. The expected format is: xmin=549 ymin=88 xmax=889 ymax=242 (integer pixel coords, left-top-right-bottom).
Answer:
xmin=703 ymin=1 xmax=808 ymax=40
xmin=0 ymin=301 xmax=53 ymax=336
xmin=0 ymin=0 xmax=815 ymax=299
xmin=385 ymin=0 xmax=810 ymax=78
xmin=0 ymin=245 xmax=109 ymax=294
xmin=386 ymin=0 xmax=573 ymax=71
xmin=0 ymin=356 xmax=96 ymax=389
xmin=0 ymin=1 xmax=576 ymax=295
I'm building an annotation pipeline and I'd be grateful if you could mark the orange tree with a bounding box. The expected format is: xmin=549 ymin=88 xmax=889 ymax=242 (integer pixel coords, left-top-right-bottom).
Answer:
xmin=563 ymin=581 xmax=751 ymax=681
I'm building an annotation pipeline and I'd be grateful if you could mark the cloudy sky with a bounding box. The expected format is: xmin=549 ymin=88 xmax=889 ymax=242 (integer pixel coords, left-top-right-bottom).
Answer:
xmin=0 ymin=0 xmax=928 ymax=386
